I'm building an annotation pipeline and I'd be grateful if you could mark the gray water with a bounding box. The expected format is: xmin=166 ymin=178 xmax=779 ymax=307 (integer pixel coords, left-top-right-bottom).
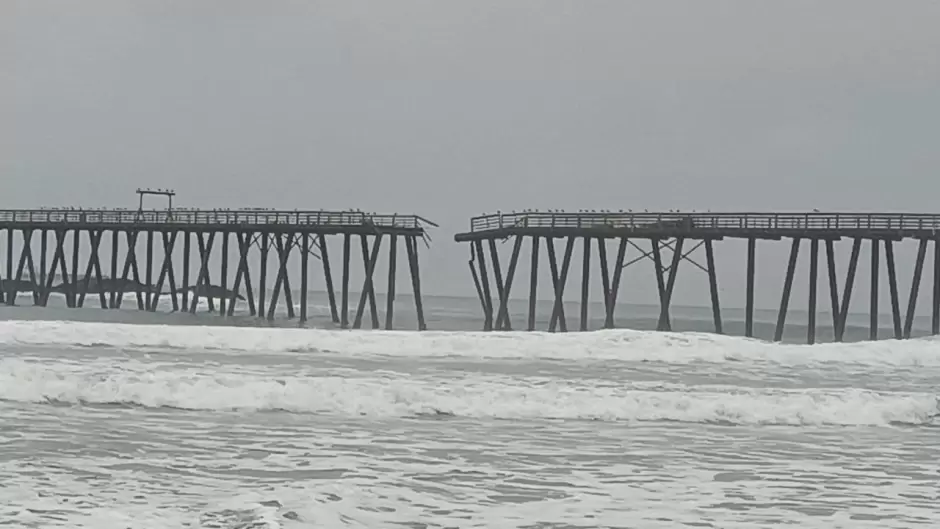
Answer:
xmin=0 ymin=293 xmax=938 ymax=528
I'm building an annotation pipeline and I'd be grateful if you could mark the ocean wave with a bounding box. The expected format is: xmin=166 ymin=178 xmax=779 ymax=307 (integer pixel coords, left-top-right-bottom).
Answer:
xmin=2 ymin=320 xmax=940 ymax=367
xmin=0 ymin=361 xmax=935 ymax=426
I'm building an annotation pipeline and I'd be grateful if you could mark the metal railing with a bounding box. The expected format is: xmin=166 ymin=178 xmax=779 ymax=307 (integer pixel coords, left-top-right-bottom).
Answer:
xmin=468 ymin=211 xmax=940 ymax=233
xmin=0 ymin=208 xmax=434 ymax=230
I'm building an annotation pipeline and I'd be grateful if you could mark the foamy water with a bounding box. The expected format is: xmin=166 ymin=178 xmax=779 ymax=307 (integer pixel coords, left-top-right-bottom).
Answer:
xmin=1 ymin=320 xmax=938 ymax=528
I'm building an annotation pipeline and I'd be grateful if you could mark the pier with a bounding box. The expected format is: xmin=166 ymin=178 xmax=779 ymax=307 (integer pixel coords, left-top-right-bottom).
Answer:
xmin=0 ymin=200 xmax=436 ymax=330
xmin=455 ymin=211 xmax=940 ymax=343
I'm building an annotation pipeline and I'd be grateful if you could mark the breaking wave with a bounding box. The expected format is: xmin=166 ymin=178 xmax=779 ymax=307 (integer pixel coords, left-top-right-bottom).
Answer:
xmin=0 ymin=359 xmax=935 ymax=426
xmin=2 ymin=320 xmax=940 ymax=367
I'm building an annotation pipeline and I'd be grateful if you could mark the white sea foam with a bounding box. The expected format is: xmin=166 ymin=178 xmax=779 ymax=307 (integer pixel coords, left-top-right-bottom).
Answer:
xmin=2 ymin=319 xmax=940 ymax=367
xmin=0 ymin=358 xmax=934 ymax=426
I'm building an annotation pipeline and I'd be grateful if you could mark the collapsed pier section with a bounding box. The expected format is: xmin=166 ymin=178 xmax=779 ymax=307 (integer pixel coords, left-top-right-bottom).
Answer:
xmin=455 ymin=211 xmax=940 ymax=343
xmin=0 ymin=208 xmax=436 ymax=330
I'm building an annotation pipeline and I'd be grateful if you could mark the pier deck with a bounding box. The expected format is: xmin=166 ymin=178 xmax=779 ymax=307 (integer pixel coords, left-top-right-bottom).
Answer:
xmin=455 ymin=211 xmax=940 ymax=343
xmin=1 ymin=208 xmax=436 ymax=329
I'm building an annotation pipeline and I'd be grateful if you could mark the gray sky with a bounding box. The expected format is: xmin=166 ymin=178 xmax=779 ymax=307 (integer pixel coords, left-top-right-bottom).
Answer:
xmin=3 ymin=0 xmax=940 ymax=310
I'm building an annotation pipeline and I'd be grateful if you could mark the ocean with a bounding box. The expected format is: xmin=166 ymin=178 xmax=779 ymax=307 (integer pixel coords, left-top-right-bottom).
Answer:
xmin=0 ymin=292 xmax=937 ymax=528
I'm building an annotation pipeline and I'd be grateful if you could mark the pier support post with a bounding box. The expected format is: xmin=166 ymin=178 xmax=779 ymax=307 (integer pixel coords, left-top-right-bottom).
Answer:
xmin=78 ymin=230 xmax=104 ymax=309
xmin=39 ymin=230 xmax=48 ymax=306
xmin=319 ymin=234 xmax=340 ymax=324
xmin=903 ymin=238 xmax=928 ymax=339
xmin=227 ymin=232 xmax=255 ymax=317
xmin=189 ymin=232 xmax=216 ymax=314
xmin=69 ymin=229 xmax=80 ymax=308
xmin=527 ymin=236 xmax=539 ymax=331
xmin=488 ymin=239 xmax=507 ymax=330
xmin=258 ymin=233 xmax=268 ymax=318
xmin=300 ymin=234 xmax=309 ymax=323
xmin=474 ymin=239 xmax=494 ymax=331
xmin=43 ymin=229 xmax=68 ymax=306
xmin=870 ymin=239 xmax=880 ymax=340
xmin=825 ymin=240 xmax=839 ymax=336
xmin=109 ymin=230 xmax=119 ymax=308
xmin=548 ymin=237 xmax=574 ymax=332
xmin=652 ymin=238 xmax=683 ymax=332
xmin=704 ymin=239 xmax=722 ymax=334
xmin=495 ymin=236 xmax=522 ymax=331
xmin=181 ymin=231 xmax=191 ymax=310
xmin=807 ymin=239 xmax=819 ymax=344
xmin=832 ymin=239 xmax=866 ymax=341
xmin=341 ymin=233 xmax=350 ymax=329
xmin=3 ymin=228 xmax=12 ymax=304
xmin=745 ymin=238 xmax=756 ymax=337
xmin=353 ymin=234 xmax=383 ymax=329
xmin=579 ymin=237 xmax=592 ymax=331
xmin=934 ymin=238 xmax=940 ymax=335
xmin=18 ymin=229 xmax=40 ymax=306
xmin=145 ymin=230 xmax=154 ymax=310
xmin=150 ymin=231 xmax=178 ymax=312
xmin=597 ymin=238 xmax=611 ymax=329
xmin=406 ymin=235 xmax=427 ymax=331
xmin=267 ymin=234 xmax=297 ymax=321
xmin=360 ymin=235 xmax=379 ymax=328
xmin=220 ymin=232 xmax=229 ymax=316
xmin=607 ymin=238 xmax=628 ymax=329
xmin=11 ymin=229 xmax=33 ymax=306
xmin=774 ymin=237 xmax=801 ymax=342
xmin=384 ymin=234 xmax=397 ymax=330
xmin=885 ymin=240 xmax=903 ymax=339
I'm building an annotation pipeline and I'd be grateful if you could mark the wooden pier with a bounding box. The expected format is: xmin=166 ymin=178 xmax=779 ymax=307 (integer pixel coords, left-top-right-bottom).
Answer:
xmin=455 ymin=211 xmax=940 ymax=343
xmin=0 ymin=207 xmax=435 ymax=329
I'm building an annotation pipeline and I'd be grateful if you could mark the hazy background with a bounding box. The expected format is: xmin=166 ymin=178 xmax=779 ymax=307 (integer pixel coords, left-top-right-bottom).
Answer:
xmin=3 ymin=0 xmax=939 ymax=314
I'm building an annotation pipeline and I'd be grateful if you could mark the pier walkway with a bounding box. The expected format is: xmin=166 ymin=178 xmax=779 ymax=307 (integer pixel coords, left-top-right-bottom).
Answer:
xmin=455 ymin=211 xmax=940 ymax=343
xmin=0 ymin=208 xmax=436 ymax=330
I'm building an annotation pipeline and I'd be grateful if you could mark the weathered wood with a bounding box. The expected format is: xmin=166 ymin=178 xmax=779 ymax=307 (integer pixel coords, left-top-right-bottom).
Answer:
xmin=870 ymin=239 xmax=880 ymax=340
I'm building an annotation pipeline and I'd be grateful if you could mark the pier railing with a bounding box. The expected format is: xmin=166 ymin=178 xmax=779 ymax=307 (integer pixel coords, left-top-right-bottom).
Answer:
xmin=0 ymin=209 xmax=435 ymax=230
xmin=468 ymin=212 xmax=940 ymax=233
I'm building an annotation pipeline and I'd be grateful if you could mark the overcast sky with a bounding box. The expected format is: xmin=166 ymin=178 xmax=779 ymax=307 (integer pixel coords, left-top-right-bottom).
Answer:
xmin=2 ymin=0 xmax=939 ymax=310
